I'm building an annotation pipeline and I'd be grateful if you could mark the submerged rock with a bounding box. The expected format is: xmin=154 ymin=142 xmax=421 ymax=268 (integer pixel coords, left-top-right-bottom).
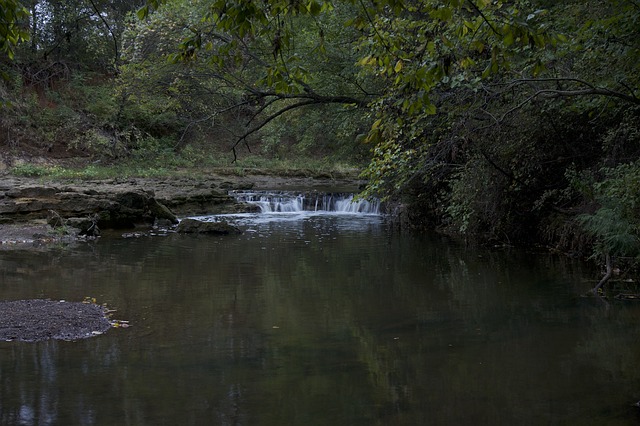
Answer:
xmin=176 ymin=218 xmax=241 ymax=235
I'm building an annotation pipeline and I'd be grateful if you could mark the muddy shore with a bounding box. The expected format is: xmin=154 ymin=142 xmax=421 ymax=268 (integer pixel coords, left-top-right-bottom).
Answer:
xmin=0 ymin=299 xmax=114 ymax=342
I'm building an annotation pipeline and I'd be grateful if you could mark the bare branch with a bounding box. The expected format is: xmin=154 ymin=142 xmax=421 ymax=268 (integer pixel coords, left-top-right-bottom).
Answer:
xmin=245 ymin=96 xmax=282 ymax=126
xmin=507 ymin=78 xmax=639 ymax=103
xmin=86 ymin=0 xmax=119 ymax=71
xmin=591 ymin=252 xmax=613 ymax=294
xmin=509 ymin=77 xmax=597 ymax=89
xmin=232 ymin=99 xmax=320 ymax=162
xmin=175 ymin=100 xmax=252 ymax=149
xmin=499 ymin=85 xmax=640 ymax=122
xmin=357 ymin=0 xmax=393 ymax=54
xmin=467 ymin=0 xmax=501 ymax=36
xmin=251 ymin=90 xmax=370 ymax=107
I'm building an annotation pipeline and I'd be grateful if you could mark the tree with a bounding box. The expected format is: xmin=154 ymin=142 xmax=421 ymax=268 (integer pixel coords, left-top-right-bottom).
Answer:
xmin=16 ymin=0 xmax=139 ymax=72
xmin=134 ymin=0 xmax=380 ymax=161
xmin=0 ymin=0 xmax=28 ymax=107
xmin=138 ymin=0 xmax=636 ymax=165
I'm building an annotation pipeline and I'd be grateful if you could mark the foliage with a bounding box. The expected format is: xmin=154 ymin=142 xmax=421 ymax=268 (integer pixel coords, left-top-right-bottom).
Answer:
xmin=579 ymin=161 xmax=640 ymax=260
xmin=0 ymin=0 xmax=29 ymax=61
xmin=130 ymin=0 xmax=375 ymax=165
xmin=0 ymin=0 xmax=366 ymax=173
xmin=9 ymin=162 xmax=50 ymax=177
xmin=12 ymin=0 xmax=138 ymax=71
xmin=0 ymin=0 xmax=28 ymax=105
xmin=117 ymin=0 xmax=238 ymax=151
xmin=140 ymin=2 xmax=636 ymax=178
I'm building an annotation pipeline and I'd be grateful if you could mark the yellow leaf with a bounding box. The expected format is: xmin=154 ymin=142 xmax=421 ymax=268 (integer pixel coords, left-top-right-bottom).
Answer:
xmin=357 ymin=55 xmax=371 ymax=66
xmin=358 ymin=55 xmax=378 ymax=67
xmin=394 ymin=60 xmax=403 ymax=73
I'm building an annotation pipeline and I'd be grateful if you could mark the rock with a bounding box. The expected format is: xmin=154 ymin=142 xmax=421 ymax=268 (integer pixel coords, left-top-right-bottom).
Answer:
xmin=66 ymin=217 xmax=100 ymax=236
xmin=176 ymin=218 xmax=241 ymax=235
xmin=6 ymin=187 xmax=58 ymax=198
xmin=158 ymin=189 xmax=237 ymax=216
xmin=1 ymin=183 xmax=178 ymax=230
xmin=96 ymin=191 xmax=177 ymax=228
xmin=154 ymin=218 xmax=175 ymax=229
xmin=231 ymin=202 xmax=261 ymax=213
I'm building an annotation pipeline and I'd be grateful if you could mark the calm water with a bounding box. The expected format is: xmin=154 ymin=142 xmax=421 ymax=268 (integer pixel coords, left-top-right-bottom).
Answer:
xmin=1 ymin=212 xmax=639 ymax=425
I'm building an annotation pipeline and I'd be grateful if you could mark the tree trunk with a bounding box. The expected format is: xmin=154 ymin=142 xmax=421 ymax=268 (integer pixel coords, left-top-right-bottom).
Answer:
xmin=592 ymin=252 xmax=613 ymax=294
xmin=30 ymin=1 xmax=38 ymax=52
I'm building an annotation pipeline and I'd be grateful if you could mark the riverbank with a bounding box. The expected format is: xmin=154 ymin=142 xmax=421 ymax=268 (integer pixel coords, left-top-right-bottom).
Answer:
xmin=0 ymin=169 xmax=365 ymax=247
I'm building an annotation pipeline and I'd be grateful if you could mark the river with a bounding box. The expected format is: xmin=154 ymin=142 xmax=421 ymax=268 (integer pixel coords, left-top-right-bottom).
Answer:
xmin=0 ymin=197 xmax=639 ymax=425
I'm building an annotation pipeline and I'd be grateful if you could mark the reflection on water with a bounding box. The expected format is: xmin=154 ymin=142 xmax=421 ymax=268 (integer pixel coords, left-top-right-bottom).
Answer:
xmin=1 ymin=214 xmax=639 ymax=425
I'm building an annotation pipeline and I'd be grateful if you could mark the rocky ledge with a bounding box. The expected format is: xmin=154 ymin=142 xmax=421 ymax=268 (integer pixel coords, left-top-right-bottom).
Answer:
xmin=0 ymin=174 xmax=259 ymax=236
xmin=0 ymin=172 xmax=363 ymax=246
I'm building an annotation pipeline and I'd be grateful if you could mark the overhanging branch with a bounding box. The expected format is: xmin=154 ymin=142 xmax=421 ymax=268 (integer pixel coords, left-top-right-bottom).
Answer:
xmin=497 ymin=79 xmax=640 ymax=122
xmin=231 ymin=89 xmax=370 ymax=162
xmin=232 ymin=99 xmax=320 ymax=162
xmin=87 ymin=0 xmax=119 ymax=71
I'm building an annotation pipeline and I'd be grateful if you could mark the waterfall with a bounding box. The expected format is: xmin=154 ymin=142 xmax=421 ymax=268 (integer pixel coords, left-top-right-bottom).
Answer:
xmin=230 ymin=191 xmax=381 ymax=214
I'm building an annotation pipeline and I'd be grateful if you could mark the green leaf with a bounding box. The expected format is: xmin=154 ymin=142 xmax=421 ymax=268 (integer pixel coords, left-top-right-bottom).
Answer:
xmin=424 ymin=102 xmax=436 ymax=115
xmin=137 ymin=5 xmax=149 ymax=20
xmin=430 ymin=7 xmax=453 ymax=22
xmin=307 ymin=1 xmax=322 ymax=15
xmin=504 ymin=32 xmax=514 ymax=47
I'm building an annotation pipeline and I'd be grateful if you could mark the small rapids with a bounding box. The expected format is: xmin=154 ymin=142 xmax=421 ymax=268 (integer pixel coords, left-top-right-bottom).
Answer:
xmin=229 ymin=190 xmax=381 ymax=215
xmin=189 ymin=190 xmax=383 ymax=229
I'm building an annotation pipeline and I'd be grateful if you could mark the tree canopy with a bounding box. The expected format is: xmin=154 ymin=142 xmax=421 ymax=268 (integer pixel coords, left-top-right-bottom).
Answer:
xmin=138 ymin=0 xmax=638 ymax=184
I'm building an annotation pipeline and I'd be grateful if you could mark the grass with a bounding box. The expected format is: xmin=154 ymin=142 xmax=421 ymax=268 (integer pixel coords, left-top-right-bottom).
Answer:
xmin=10 ymin=163 xmax=171 ymax=180
xmin=9 ymin=151 xmax=363 ymax=181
